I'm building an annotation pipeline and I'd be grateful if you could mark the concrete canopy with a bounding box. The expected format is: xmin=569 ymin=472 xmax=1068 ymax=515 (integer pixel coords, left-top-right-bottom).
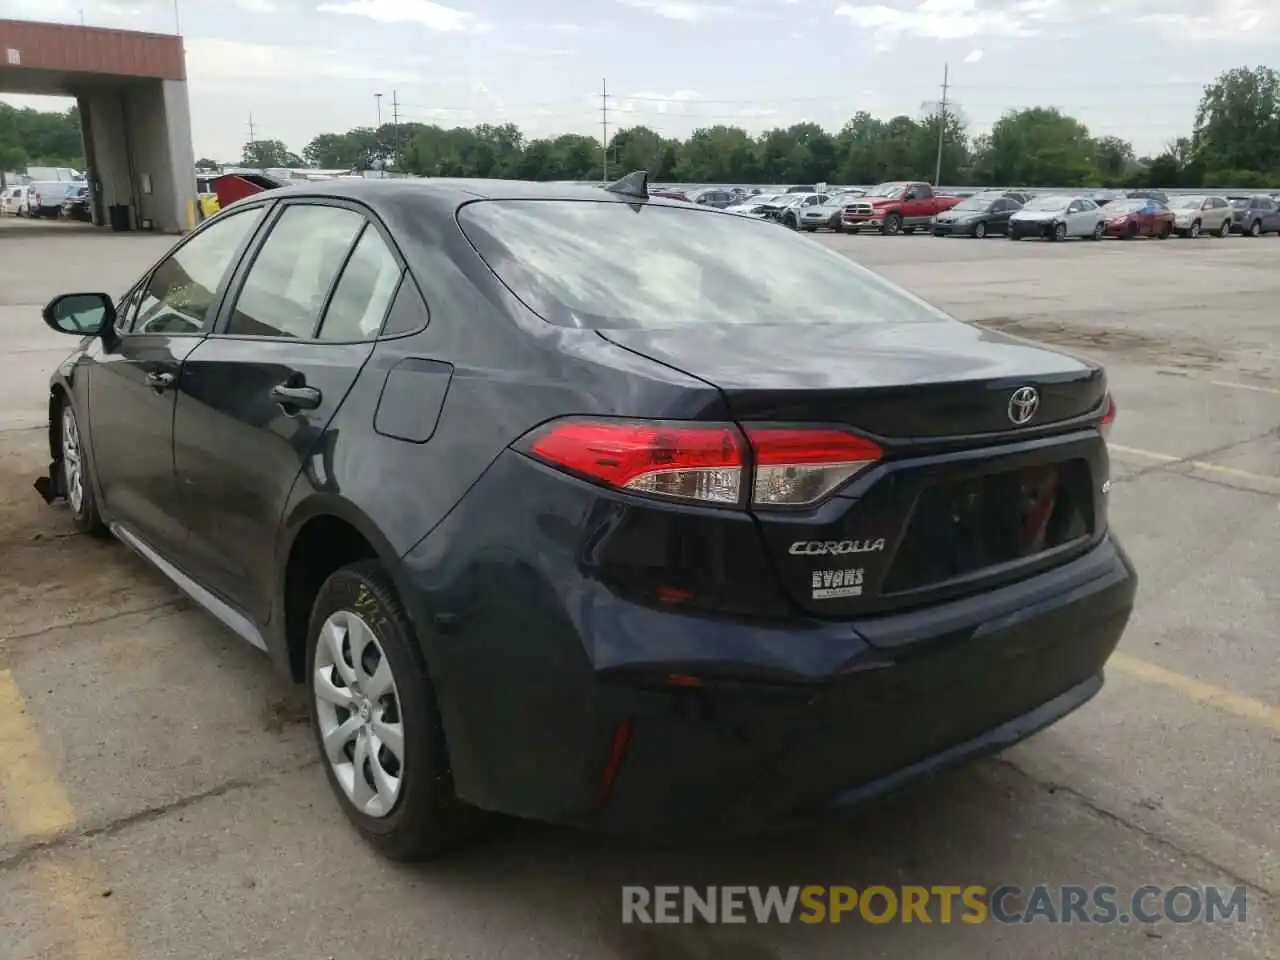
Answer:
xmin=0 ymin=19 xmax=197 ymax=232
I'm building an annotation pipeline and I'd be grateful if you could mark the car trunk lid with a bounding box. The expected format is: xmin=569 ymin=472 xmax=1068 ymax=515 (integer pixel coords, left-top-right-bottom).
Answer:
xmin=599 ymin=322 xmax=1111 ymax=630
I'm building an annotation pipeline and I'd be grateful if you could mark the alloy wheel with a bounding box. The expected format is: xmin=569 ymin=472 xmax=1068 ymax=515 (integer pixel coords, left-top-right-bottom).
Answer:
xmin=61 ymin=406 xmax=84 ymax=514
xmin=313 ymin=610 xmax=406 ymax=819
xmin=1190 ymin=221 xmax=1200 ymax=239
xmin=974 ymin=221 xmax=986 ymax=239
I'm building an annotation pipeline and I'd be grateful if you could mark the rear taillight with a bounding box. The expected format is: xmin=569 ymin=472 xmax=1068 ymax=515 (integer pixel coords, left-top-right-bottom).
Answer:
xmin=745 ymin=426 xmax=882 ymax=507
xmin=1100 ymin=394 xmax=1116 ymax=439
xmin=523 ymin=419 xmax=745 ymax=505
xmin=518 ymin=418 xmax=882 ymax=509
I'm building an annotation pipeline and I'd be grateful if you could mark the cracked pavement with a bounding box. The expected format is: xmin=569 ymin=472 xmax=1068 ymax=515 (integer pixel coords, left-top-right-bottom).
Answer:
xmin=0 ymin=218 xmax=1276 ymax=958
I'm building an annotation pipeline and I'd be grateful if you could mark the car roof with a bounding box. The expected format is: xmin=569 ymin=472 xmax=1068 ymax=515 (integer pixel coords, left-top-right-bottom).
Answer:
xmin=239 ymin=176 xmax=694 ymax=213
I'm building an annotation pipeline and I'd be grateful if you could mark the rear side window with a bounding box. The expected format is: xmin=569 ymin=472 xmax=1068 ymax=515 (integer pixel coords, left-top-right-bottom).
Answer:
xmin=457 ymin=199 xmax=947 ymax=330
xmin=318 ymin=227 xmax=404 ymax=341
xmin=226 ymin=204 xmax=363 ymax=338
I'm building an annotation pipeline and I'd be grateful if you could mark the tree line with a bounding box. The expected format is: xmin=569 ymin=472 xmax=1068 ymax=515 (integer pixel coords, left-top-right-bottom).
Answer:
xmin=222 ymin=66 xmax=1277 ymax=189
xmin=0 ymin=103 xmax=84 ymax=172
xmin=4 ymin=67 xmax=1276 ymax=189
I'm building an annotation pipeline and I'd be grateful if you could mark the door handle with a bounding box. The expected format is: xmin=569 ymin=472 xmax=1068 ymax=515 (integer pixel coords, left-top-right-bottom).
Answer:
xmin=145 ymin=371 xmax=175 ymax=390
xmin=269 ymin=383 xmax=322 ymax=411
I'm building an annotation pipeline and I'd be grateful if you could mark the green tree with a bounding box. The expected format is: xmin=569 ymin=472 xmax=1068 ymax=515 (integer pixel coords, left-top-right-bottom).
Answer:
xmin=1194 ymin=66 xmax=1280 ymax=176
xmin=241 ymin=139 xmax=303 ymax=168
xmin=608 ymin=126 xmax=679 ymax=180
xmin=971 ymin=107 xmax=1095 ymax=185
xmin=195 ymin=157 xmax=219 ymax=171
xmin=1090 ymin=135 xmax=1136 ymax=182
xmin=0 ymin=102 xmax=84 ymax=167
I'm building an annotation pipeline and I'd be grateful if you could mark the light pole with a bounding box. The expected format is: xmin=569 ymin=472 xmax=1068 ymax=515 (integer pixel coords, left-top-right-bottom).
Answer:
xmin=375 ymin=93 xmax=383 ymax=128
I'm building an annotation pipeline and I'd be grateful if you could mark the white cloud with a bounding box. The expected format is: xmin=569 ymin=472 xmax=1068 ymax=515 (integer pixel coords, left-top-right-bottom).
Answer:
xmin=964 ymin=47 xmax=983 ymax=62
xmin=833 ymin=0 xmax=1062 ymax=45
xmin=615 ymin=0 xmax=738 ymax=21
xmin=184 ymin=39 xmax=422 ymax=86
xmin=1137 ymin=0 xmax=1279 ymax=39
xmin=317 ymin=0 xmax=480 ymax=31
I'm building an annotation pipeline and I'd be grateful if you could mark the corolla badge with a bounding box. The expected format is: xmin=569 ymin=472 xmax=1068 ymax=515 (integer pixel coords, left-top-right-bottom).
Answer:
xmin=1008 ymin=386 xmax=1040 ymax=426
xmin=789 ymin=539 xmax=886 ymax=556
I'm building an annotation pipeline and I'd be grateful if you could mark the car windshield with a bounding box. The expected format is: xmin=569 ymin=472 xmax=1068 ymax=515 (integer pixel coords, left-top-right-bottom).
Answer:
xmin=1107 ymin=200 xmax=1146 ymax=213
xmin=1230 ymin=198 xmax=1251 ymax=208
xmin=1170 ymin=196 xmax=1205 ymax=209
xmin=1021 ymin=196 xmax=1070 ymax=212
xmin=458 ymin=199 xmax=947 ymax=330
xmin=827 ymin=193 xmax=861 ymax=205
xmin=735 ymin=195 xmax=775 ymax=205
xmin=865 ymin=182 xmax=907 ymax=198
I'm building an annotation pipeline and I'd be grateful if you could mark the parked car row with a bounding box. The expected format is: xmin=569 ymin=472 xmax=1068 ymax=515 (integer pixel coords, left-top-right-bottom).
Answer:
xmin=708 ymin=181 xmax=1280 ymax=243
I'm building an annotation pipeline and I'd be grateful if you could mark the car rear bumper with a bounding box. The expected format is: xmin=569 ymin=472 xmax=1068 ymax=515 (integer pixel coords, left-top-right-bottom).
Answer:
xmin=400 ymin=452 xmax=1137 ymax=837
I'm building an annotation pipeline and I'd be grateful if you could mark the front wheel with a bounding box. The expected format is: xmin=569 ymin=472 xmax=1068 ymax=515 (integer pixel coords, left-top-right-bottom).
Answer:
xmin=882 ymin=213 xmax=903 ymax=236
xmin=308 ymin=561 xmax=488 ymax=861
xmin=1249 ymin=219 xmax=1262 ymax=237
xmin=1189 ymin=220 xmax=1201 ymax=239
xmin=59 ymin=401 xmax=107 ymax=536
xmin=973 ymin=221 xmax=987 ymax=239
xmin=1090 ymin=221 xmax=1104 ymax=241
xmin=1218 ymin=218 xmax=1231 ymax=238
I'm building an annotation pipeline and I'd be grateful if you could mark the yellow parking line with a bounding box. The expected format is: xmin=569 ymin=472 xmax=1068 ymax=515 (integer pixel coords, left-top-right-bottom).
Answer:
xmin=0 ymin=670 xmax=134 ymax=959
xmin=0 ymin=670 xmax=76 ymax=837
xmin=38 ymin=851 xmax=134 ymax=960
xmin=1109 ymin=653 xmax=1280 ymax=730
xmin=1109 ymin=443 xmax=1278 ymax=485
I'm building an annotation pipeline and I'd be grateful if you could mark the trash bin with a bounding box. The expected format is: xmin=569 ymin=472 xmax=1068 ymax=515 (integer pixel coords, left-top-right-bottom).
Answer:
xmin=108 ymin=204 xmax=131 ymax=232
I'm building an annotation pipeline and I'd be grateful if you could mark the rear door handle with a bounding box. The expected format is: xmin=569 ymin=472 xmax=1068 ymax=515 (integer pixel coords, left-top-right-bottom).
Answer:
xmin=269 ymin=383 xmax=322 ymax=411
xmin=145 ymin=371 xmax=175 ymax=390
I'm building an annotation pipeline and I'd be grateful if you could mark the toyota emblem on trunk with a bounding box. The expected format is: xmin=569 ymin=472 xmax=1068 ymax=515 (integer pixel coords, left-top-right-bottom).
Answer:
xmin=1008 ymin=386 xmax=1040 ymax=425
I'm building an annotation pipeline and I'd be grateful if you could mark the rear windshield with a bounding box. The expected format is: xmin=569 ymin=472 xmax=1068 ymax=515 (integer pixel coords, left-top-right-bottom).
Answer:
xmin=457 ymin=199 xmax=947 ymax=330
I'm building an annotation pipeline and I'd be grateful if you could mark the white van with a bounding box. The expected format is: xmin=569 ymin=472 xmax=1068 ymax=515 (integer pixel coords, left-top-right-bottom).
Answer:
xmin=2 ymin=184 xmax=29 ymax=216
xmin=27 ymin=180 xmax=82 ymax=218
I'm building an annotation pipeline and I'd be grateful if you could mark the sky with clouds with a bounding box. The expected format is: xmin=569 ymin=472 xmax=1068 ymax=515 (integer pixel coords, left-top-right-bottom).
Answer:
xmin=1 ymin=0 xmax=1278 ymax=162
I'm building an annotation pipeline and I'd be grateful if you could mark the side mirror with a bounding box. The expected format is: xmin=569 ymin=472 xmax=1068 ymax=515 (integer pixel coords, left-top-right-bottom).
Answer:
xmin=42 ymin=292 xmax=116 ymax=336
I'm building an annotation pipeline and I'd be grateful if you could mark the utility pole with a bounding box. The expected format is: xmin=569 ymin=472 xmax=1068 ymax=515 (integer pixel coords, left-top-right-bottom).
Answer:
xmin=934 ymin=62 xmax=949 ymax=187
xmin=601 ymin=77 xmax=610 ymax=182
xmin=172 ymin=0 xmax=181 ymax=35
xmin=391 ymin=90 xmax=401 ymax=172
xmin=375 ymin=93 xmax=383 ymax=128
xmin=247 ymin=112 xmax=256 ymax=143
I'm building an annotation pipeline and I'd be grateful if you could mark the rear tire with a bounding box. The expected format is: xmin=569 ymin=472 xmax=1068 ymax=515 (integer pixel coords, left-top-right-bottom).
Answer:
xmin=307 ymin=561 xmax=488 ymax=861
xmin=1158 ymin=223 xmax=1172 ymax=239
xmin=1090 ymin=222 xmax=1104 ymax=241
xmin=1218 ymin=218 xmax=1231 ymax=238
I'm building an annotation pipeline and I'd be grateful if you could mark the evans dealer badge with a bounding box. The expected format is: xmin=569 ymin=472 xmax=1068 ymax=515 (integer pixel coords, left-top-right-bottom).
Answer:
xmin=812 ymin=567 xmax=864 ymax=599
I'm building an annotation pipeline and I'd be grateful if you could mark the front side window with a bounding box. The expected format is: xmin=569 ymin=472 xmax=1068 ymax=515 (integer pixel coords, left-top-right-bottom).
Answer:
xmin=132 ymin=206 xmax=265 ymax=335
xmin=457 ymin=199 xmax=949 ymax=331
xmin=226 ymin=204 xmax=364 ymax=338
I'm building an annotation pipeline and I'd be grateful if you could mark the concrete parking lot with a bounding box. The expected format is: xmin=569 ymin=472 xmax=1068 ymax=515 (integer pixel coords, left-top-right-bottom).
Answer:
xmin=0 ymin=215 xmax=1276 ymax=959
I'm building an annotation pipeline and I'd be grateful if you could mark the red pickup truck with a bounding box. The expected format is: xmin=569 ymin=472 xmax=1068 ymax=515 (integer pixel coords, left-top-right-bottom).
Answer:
xmin=841 ymin=181 xmax=961 ymax=235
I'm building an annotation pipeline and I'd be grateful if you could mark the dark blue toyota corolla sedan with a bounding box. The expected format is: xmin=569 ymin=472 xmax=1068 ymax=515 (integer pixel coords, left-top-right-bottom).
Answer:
xmin=34 ymin=173 xmax=1136 ymax=859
